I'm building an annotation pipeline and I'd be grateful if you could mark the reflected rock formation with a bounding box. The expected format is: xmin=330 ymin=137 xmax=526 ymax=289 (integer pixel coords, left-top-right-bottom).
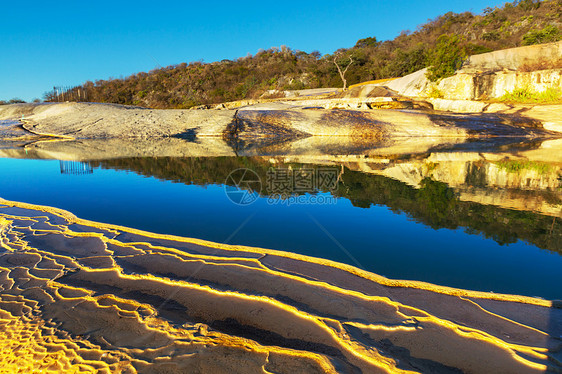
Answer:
xmin=83 ymin=153 xmax=561 ymax=252
xmin=2 ymin=132 xmax=558 ymax=250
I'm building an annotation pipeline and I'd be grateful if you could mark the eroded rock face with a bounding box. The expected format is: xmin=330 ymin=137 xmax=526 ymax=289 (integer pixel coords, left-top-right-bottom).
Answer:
xmin=0 ymin=199 xmax=560 ymax=373
xmin=460 ymin=41 xmax=562 ymax=73
xmin=448 ymin=69 xmax=562 ymax=100
xmin=478 ymin=69 xmax=562 ymax=99
xmin=382 ymin=68 xmax=562 ymax=101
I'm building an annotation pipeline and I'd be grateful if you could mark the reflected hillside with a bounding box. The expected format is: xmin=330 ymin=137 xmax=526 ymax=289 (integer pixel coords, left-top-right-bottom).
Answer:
xmin=88 ymin=156 xmax=562 ymax=252
xmin=298 ymin=153 xmax=562 ymax=217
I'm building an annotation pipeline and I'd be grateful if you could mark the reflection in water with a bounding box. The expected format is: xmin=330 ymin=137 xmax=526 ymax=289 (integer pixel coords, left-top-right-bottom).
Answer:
xmin=0 ymin=137 xmax=561 ymax=298
xmin=88 ymin=156 xmax=562 ymax=252
xmin=1 ymin=124 xmax=562 ymax=371
xmin=1 ymin=131 xmax=559 ymax=161
xmin=59 ymin=160 xmax=93 ymax=175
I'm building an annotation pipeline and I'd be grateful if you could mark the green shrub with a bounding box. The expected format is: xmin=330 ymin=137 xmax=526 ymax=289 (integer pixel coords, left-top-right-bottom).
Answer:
xmin=517 ymin=0 xmax=541 ymax=11
xmin=499 ymin=86 xmax=562 ymax=103
xmin=426 ymin=35 xmax=466 ymax=82
xmin=354 ymin=37 xmax=378 ymax=48
xmin=466 ymin=43 xmax=494 ymax=55
xmin=427 ymin=86 xmax=444 ymax=98
xmin=496 ymin=160 xmax=553 ymax=174
xmin=482 ymin=31 xmax=500 ymax=41
xmin=383 ymin=43 xmax=428 ymax=77
xmin=522 ymin=25 xmax=560 ymax=45
xmin=416 ymin=178 xmax=457 ymax=224
xmin=282 ymin=80 xmax=306 ymax=91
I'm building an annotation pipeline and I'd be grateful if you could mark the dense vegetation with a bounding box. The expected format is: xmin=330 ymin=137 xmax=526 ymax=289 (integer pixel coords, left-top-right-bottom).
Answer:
xmin=44 ymin=0 xmax=562 ymax=108
xmin=90 ymin=156 xmax=562 ymax=252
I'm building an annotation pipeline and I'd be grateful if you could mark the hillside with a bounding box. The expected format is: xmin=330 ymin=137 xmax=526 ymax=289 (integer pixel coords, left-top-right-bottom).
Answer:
xmin=44 ymin=0 xmax=562 ymax=109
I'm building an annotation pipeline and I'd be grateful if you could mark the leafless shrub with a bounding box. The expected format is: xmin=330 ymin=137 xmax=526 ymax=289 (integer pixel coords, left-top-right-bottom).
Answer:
xmin=520 ymin=58 xmax=562 ymax=72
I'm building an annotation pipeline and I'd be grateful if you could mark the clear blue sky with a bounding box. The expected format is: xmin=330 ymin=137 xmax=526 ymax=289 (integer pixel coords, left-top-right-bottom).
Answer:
xmin=2 ymin=0 xmax=507 ymax=101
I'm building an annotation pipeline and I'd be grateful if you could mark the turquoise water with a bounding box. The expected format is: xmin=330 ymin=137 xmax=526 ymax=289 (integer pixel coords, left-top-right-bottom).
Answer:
xmin=1 ymin=156 xmax=561 ymax=299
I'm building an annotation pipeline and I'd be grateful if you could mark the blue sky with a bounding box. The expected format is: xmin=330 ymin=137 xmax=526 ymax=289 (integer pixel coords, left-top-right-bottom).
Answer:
xmin=2 ymin=0 xmax=507 ymax=101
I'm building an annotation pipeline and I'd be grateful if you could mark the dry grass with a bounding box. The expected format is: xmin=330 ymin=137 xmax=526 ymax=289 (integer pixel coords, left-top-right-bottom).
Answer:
xmin=520 ymin=58 xmax=562 ymax=72
xmin=260 ymin=90 xmax=288 ymax=99
xmin=348 ymin=78 xmax=397 ymax=89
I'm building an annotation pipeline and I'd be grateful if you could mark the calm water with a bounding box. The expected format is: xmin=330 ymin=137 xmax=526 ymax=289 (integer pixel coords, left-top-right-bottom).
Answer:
xmin=1 ymin=156 xmax=561 ymax=299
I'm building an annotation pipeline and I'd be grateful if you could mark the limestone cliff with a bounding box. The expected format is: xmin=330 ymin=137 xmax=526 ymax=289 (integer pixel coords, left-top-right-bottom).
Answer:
xmin=377 ymin=41 xmax=562 ymax=101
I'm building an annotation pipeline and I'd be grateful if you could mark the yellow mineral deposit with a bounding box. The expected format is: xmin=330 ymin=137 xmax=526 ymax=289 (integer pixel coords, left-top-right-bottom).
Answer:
xmin=0 ymin=197 xmax=560 ymax=373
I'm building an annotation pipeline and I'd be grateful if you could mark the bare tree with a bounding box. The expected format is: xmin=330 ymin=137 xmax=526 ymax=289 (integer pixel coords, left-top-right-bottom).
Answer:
xmin=333 ymin=54 xmax=354 ymax=90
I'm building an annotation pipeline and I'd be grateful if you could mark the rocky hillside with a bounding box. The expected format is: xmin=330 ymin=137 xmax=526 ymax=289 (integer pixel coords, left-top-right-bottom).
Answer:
xmin=41 ymin=0 xmax=562 ymax=109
